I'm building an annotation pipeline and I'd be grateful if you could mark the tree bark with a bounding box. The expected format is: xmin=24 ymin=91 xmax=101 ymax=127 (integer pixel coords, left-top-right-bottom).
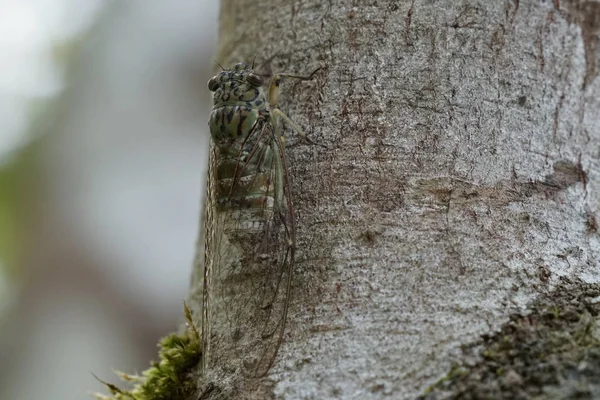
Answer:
xmin=191 ymin=1 xmax=600 ymax=399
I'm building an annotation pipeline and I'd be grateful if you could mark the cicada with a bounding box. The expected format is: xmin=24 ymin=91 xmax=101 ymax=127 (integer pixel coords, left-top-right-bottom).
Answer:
xmin=202 ymin=62 xmax=318 ymax=381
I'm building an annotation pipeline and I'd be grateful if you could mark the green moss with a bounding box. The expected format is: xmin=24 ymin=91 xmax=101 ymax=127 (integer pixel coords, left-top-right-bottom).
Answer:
xmin=92 ymin=303 xmax=202 ymax=400
xmin=423 ymin=364 xmax=467 ymax=394
xmin=420 ymin=280 xmax=600 ymax=400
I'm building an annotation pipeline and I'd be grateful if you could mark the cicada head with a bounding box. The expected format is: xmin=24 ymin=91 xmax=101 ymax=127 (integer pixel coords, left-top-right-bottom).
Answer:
xmin=208 ymin=63 xmax=269 ymax=110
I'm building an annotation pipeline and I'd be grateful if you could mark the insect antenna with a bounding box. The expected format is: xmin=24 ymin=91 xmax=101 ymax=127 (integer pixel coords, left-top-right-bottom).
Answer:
xmin=212 ymin=59 xmax=225 ymax=70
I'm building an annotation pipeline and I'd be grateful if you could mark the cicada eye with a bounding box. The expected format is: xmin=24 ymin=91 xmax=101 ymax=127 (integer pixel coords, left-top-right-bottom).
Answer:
xmin=246 ymin=73 xmax=264 ymax=87
xmin=207 ymin=76 xmax=220 ymax=91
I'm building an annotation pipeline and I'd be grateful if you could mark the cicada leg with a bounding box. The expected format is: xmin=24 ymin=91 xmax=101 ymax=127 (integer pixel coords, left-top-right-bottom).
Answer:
xmin=267 ymin=68 xmax=321 ymax=109
xmin=268 ymin=68 xmax=324 ymax=149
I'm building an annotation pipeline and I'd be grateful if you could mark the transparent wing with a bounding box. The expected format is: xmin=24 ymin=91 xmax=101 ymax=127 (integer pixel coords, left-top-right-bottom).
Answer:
xmin=202 ymin=121 xmax=295 ymax=378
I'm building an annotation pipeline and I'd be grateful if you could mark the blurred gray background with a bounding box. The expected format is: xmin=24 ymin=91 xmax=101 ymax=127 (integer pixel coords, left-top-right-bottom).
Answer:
xmin=0 ymin=1 xmax=217 ymax=398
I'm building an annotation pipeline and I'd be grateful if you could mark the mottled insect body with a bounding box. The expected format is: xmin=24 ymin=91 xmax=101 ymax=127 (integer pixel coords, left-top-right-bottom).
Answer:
xmin=202 ymin=62 xmax=317 ymax=387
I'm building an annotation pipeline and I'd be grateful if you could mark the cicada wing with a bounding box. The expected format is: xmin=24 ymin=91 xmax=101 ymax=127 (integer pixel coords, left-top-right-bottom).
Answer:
xmin=247 ymin=133 xmax=295 ymax=377
xmin=202 ymin=123 xmax=295 ymax=378
xmin=201 ymin=141 xmax=218 ymax=375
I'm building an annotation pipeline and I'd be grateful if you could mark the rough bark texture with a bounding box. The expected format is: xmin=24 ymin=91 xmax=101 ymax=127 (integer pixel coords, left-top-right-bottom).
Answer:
xmin=191 ymin=1 xmax=600 ymax=399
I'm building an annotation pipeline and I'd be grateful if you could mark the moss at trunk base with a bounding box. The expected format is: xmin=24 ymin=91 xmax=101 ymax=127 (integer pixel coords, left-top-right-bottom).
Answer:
xmin=92 ymin=304 xmax=202 ymax=400
xmin=421 ymin=280 xmax=600 ymax=400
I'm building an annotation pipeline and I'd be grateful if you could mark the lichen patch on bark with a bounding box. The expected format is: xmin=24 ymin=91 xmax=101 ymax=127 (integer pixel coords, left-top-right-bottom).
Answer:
xmin=421 ymin=279 xmax=600 ymax=399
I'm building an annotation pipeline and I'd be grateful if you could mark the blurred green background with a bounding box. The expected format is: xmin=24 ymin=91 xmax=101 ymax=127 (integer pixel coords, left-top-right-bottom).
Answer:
xmin=0 ymin=1 xmax=216 ymax=398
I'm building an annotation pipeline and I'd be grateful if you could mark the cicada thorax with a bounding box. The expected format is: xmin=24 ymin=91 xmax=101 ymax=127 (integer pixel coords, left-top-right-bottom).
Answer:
xmin=208 ymin=63 xmax=269 ymax=143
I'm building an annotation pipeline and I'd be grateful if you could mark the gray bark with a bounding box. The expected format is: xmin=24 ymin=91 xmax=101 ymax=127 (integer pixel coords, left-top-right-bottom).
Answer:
xmin=191 ymin=0 xmax=600 ymax=399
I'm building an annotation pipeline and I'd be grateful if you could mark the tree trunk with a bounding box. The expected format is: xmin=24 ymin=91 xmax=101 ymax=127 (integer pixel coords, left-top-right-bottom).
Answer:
xmin=191 ymin=1 xmax=600 ymax=399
